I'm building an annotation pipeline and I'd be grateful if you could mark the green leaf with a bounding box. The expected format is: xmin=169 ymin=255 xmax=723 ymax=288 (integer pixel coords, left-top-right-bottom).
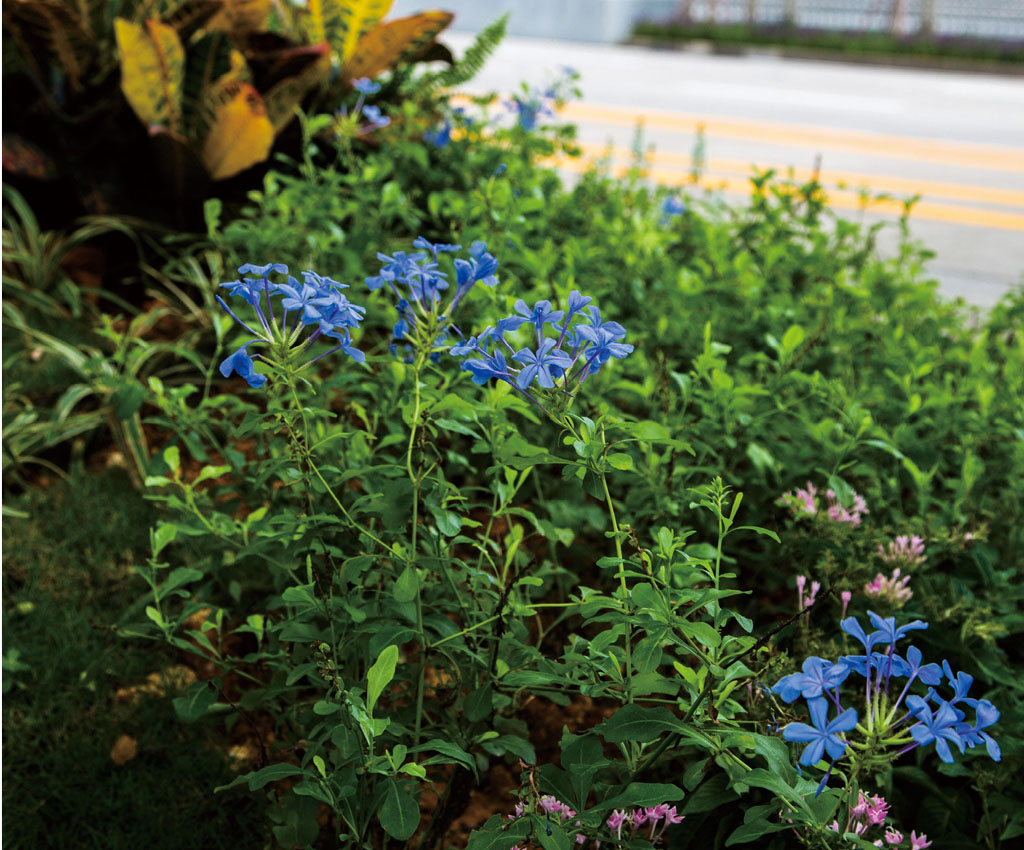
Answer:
xmin=193 ymin=464 xmax=230 ymax=485
xmin=465 ymin=814 xmax=530 ymax=850
xmin=593 ymin=782 xmax=685 ymax=813
xmin=151 ymin=522 xmax=177 ymax=556
xmin=157 ymin=566 xmax=203 ymax=601
xmin=411 ymin=739 xmax=476 ymax=774
xmin=163 ymin=445 xmax=180 ymax=472
xmin=112 ymin=380 xmax=146 ymax=419
xmin=596 ymin=704 xmax=679 ymax=743
xmin=606 ymin=452 xmax=634 ymax=471
xmin=172 ymin=681 xmax=217 ymax=722
xmin=532 ymin=815 xmax=571 ymax=850
xmin=781 ymin=323 xmax=805 ymax=353
xmin=244 ymin=763 xmax=305 ymax=790
xmin=378 ymin=778 xmax=419 ymax=841
xmin=367 ymin=644 xmax=399 ymax=715
xmin=464 ymin=685 xmax=493 ymax=722
xmin=393 ymin=566 xmax=418 ymax=603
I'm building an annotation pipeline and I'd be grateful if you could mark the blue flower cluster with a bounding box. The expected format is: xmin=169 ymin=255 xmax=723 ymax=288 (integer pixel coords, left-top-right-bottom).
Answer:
xmin=365 ymin=238 xmax=500 ymax=356
xmin=336 ymin=76 xmax=390 ymax=135
xmin=217 ymin=263 xmax=365 ymax=387
xmin=506 ymin=66 xmax=578 ymax=131
xmin=773 ymin=612 xmax=1000 ymax=778
xmin=450 ymin=292 xmax=633 ymax=402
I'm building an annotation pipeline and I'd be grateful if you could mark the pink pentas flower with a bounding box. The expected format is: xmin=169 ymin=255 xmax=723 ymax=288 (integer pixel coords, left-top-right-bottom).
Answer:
xmin=538 ymin=795 xmax=575 ymax=821
xmin=910 ymin=831 xmax=932 ymax=849
xmin=867 ymin=794 xmax=890 ymax=825
xmin=865 ymin=568 xmax=913 ymax=606
xmin=606 ymin=810 xmax=628 ymax=839
xmin=778 ymin=482 xmax=818 ymax=517
xmin=826 ymin=488 xmax=868 ymax=526
xmin=885 ymin=827 xmax=903 ymax=845
xmin=879 ymin=535 xmax=926 ymax=567
xmin=664 ymin=806 xmax=684 ymax=824
xmin=852 ymin=791 xmax=871 ymax=817
xmin=841 ymin=590 xmax=852 ymax=618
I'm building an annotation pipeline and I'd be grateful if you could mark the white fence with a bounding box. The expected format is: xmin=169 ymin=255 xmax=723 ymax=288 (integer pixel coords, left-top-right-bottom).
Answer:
xmin=676 ymin=1 xmax=1024 ymax=40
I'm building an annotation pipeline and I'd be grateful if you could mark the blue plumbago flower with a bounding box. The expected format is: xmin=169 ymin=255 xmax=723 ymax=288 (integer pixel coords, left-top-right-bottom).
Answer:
xmin=868 ymin=610 xmax=928 ymax=647
xmin=463 ymin=348 xmax=512 ymax=386
xmin=773 ymin=657 xmax=850 ymax=703
xmin=774 ymin=615 xmax=1001 ymax=785
xmin=514 ymin=299 xmax=565 ymax=332
xmin=277 ymin=278 xmax=323 ymax=324
xmin=413 ymin=236 xmax=462 ymax=259
xmin=361 ymin=104 xmax=390 ymax=128
xmin=783 ymin=697 xmax=858 ymax=766
xmin=662 ymin=196 xmax=686 ymax=218
xmin=514 ymin=338 xmax=573 ymax=389
xmin=351 ymin=77 xmax=381 ymax=95
xmin=366 ymin=239 xmax=502 ymax=356
xmin=906 ymin=697 xmax=964 ymax=763
xmin=506 ymin=67 xmax=576 ymax=130
xmin=450 ymin=290 xmax=633 ymax=414
xmin=216 ymin=262 xmax=365 ymax=388
xmin=219 ymin=342 xmax=267 ymax=388
xmin=424 ymin=118 xmax=452 ymax=149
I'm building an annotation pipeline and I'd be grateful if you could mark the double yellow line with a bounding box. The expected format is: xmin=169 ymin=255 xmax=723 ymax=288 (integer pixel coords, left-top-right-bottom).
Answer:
xmin=554 ymin=101 xmax=1024 ymax=232
xmin=453 ymin=92 xmax=1024 ymax=231
xmin=563 ymin=101 xmax=1024 ymax=175
xmin=562 ymin=140 xmax=1024 ymax=232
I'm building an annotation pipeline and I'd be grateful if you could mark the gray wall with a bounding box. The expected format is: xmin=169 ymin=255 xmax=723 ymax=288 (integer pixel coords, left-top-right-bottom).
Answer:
xmin=389 ymin=1 xmax=678 ymax=43
xmin=389 ymin=0 xmax=1024 ymax=43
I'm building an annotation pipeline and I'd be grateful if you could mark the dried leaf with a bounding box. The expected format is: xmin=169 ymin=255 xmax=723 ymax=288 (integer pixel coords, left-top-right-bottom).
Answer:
xmin=110 ymin=734 xmax=138 ymax=765
xmin=115 ymin=664 xmax=198 ymax=703
xmin=343 ymin=10 xmax=452 ymax=82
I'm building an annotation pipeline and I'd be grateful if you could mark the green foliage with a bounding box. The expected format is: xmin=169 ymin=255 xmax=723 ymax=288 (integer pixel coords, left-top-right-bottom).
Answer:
xmin=4 ymin=47 xmax=1022 ymax=850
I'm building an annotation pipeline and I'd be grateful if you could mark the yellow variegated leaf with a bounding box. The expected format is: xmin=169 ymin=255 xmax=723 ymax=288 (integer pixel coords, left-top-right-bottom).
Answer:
xmin=343 ymin=10 xmax=452 ymax=82
xmin=335 ymin=0 xmax=393 ymax=64
xmin=303 ymin=0 xmax=338 ymax=48
xmin=115 ymin=17 xmax=186 ymax=133
xmin=200 ymin=81 xmax=273 ymax=179
xmin=262 ymin=44 xmax=331 ymax=132
xmin=206 ymin=0 xmax=272 ymax=36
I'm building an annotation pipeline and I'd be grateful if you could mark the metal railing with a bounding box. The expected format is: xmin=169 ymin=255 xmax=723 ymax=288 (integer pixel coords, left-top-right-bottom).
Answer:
xmin=672 ymin=1 xmax=1024 ymax=40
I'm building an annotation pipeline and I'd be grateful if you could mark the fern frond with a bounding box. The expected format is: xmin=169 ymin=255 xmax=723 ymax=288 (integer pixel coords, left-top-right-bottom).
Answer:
xmin=415 ymin=12 xmax=506 ymax=92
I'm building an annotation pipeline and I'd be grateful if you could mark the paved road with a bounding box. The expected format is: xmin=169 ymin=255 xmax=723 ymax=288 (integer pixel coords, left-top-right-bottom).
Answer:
xmin=445 ymin=33 xmax=1024 ymax=307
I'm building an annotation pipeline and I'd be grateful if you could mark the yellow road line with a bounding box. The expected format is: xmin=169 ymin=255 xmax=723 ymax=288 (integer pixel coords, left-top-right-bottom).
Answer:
xmin=561 ymin=101 xmax=1024 ymax=174
xmin=551 ymin=154 xmax=1024 ymax=232
xmin=573 ymin=140 xmax=1024 ymax=209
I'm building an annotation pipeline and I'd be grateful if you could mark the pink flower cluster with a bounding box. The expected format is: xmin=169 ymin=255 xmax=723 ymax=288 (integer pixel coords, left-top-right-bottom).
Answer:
xmin=606 ymin=805 xmax=684 ymax=844
xmin=779 ymin=481 xmax=819 ymax=516
xmin=777 ymin=482 xmax=868 ymax=526
xmin=826 ymin=488 xmax=868 ymax=526
xmin=510 ymin=796 xmax=586 ymax=849
xmin=827 ymin=792 xmax=930 ymax=848
xmin=864 ymin=568 xmax=913 ymax=606
xmin=796 ymin=575 xmax=820 ymax=612
xmin=878 ymin=535 xmax=926 ymax=568
xmin=509 ymin=798 xmax=684 ymax=849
